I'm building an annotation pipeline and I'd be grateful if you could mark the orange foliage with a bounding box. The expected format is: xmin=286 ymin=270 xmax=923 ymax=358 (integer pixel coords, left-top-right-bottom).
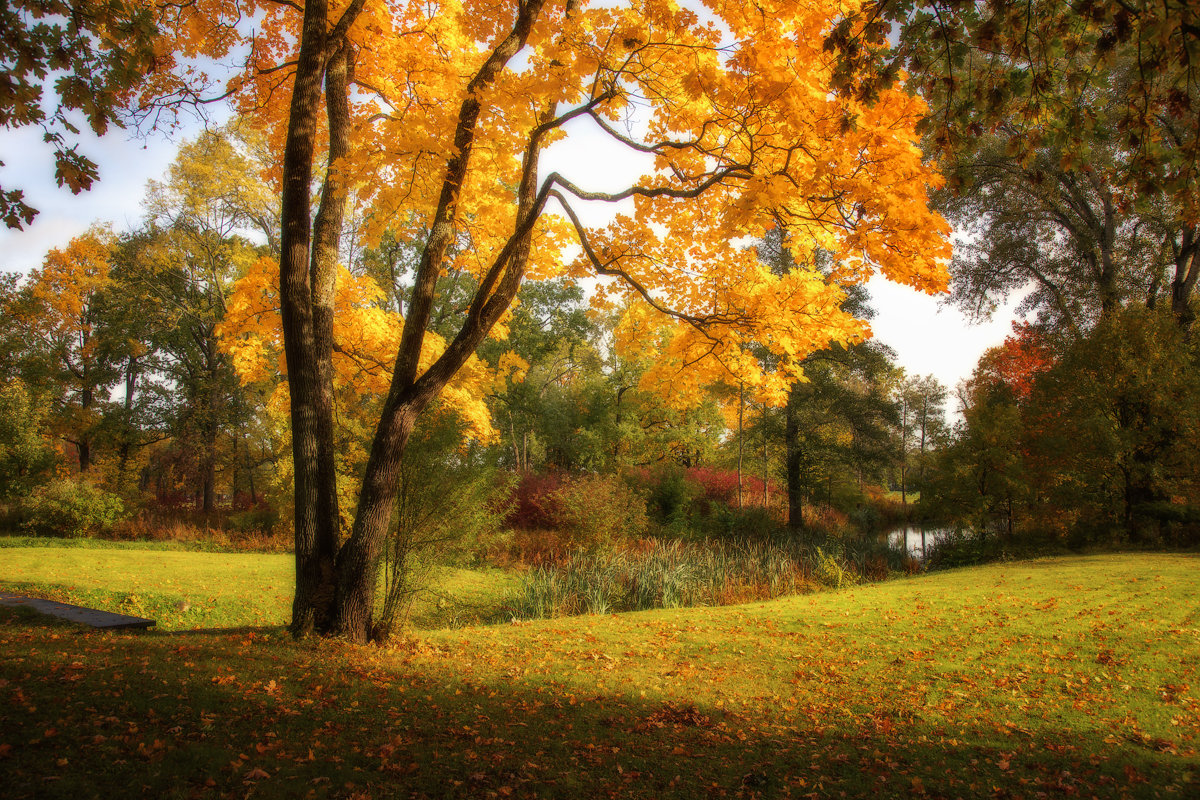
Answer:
xmin=144 ymin=0 xmax=950 ymax=405
xmin=974 ymin=323 xmax=1054 ymax=402
xmin=219 ymin=256 xmax=498 ymax=442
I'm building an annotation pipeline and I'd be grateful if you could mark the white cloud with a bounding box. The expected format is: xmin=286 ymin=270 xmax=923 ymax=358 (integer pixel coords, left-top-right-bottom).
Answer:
xmin=866 ymin=276 xmax=1024 ymax=395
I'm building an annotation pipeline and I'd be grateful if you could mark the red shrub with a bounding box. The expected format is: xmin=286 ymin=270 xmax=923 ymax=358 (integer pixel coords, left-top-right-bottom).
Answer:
xmin=684 ymin=466 xmax=779 ymax=511
xmin=506 ymin=471 xmax=564 ymax=530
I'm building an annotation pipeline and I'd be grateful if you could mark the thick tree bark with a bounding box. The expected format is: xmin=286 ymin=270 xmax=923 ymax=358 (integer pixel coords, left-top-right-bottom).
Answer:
xmin=272 ymin=0 xmax=367 ymax=638
xmin=305 ymin=39 xmax=356 ymax=631
xmin=279 ymin=0 xmax=330 ymax=638
xmin=330 ymin=0 xmax=552 ymax=641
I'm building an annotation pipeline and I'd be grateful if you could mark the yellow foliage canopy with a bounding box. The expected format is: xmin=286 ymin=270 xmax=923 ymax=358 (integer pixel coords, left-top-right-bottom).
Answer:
xmin=151 ymin=0 xmax=950 ymax=411
xmin=219 ymin=256 xmax=498 ymax=441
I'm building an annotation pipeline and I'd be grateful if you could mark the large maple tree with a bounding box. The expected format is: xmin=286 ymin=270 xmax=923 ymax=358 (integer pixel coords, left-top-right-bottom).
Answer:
xmin=144 ymin=0 xmax=950 ymax=641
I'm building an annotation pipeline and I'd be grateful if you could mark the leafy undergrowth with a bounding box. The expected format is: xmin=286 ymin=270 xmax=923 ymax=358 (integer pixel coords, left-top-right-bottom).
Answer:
xmin=0 ymin=544 xmax=518 ymax=631
xmin=2 ymin=554 xmax=1198 ymax=798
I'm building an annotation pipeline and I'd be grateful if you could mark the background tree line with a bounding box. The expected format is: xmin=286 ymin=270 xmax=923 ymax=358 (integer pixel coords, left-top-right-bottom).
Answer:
xmin=6 ymin=0 xmax=1199 ymax=640
xmin=1 ymin=124 xmax=943 ymax=553
xmin=839 ymin=0 xmax=1200 ymax=550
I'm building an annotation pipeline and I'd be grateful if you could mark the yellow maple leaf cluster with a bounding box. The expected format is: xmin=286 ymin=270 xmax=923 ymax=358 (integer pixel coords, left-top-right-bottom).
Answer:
xmin=150 ymin=0 xmax=950 ymax=418
xmin=218 ymin=256 xmax=498 ymax=443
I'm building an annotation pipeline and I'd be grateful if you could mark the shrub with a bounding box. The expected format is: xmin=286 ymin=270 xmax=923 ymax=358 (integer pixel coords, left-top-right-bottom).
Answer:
xmin=375 ymin=415 xmax=515 ymax=642
xmin=21 ymin=480 xmax=126 ymax=538
xmin=685 ymin=466 xmax=740 ymax=506
xmin=108 ymin=512 xmax=292 ymax=552
xmin=923 ymin=525 xmax=1074 ymax=569
xmin=224 ymin=506 xmax=281 ymax=536
xmin=699 ymin=503 xmax=783 ymax=539
xmin=486 ymin=527 xmax=574 ymax=567
xmin=685 ymin=466 xmax=776 ymax=509
xmin=551 ymin=473 xmax=649 ymax=550
xmin=506 ymin=472 xmax=564 ymax=530
xmin=639 ymin=467 xmax=701 ymax=528
xmin=847 ymin=503 xmax=883 ymax=534
xmin=813 ymin=546 xmax=857 ymax=589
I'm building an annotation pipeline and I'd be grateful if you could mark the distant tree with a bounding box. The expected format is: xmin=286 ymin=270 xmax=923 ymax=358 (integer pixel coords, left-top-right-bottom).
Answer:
xmin=896 ymin=373 xmax=948 ymax=506
xmin=782 ymin=341 xmax=900 ymax=527
xmin=16 ymin=229 xmax=121 ymax=472
xmin=481 ymin=279 xmax=596 ymax=471
xmin=829 ymin=1 xmax=1200 ymax=330
xmin=99 ymin=235 xmax=173 ymax=490
xmin=121 ymin=130 xmax=274 ymax=512
xmin=0 ymin=379 xmax=57 ymax=500
xmin=1027 ymin=310 xmax=1200 ymax=539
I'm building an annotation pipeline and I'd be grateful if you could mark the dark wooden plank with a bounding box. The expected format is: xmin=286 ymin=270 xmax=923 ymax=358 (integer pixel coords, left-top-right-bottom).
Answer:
xmin=0 ymin=591 xmax=155 ymax=629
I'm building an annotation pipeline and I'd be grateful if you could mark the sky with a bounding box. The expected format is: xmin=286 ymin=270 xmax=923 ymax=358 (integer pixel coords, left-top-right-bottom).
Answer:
xmin=0 ymin=115 xmax=1023 ymax=408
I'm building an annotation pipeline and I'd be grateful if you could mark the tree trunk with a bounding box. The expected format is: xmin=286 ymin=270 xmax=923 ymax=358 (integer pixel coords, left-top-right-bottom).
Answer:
xmin=329 ymin=2 xmax=553 ymax=641
xmin=736 ymin=382 xmax=744 ymax=510
xmin=202 ymin=452 xmax=216 ymax=513
xmin=245 ymin=434 xmax=258 ymax=505
xmin=1171 ymin=226 xmax=1199 ymax=331
xmin=78 ymin=368 xmax=93 ymax=472
xmin=116 ymin=355 xmax=139 ymax=487
xmin=899 ymin=393 xmax=909 ymax=507
xmin=1097 ymin=191 xmax=1120 ymax=320
xmin=78 ymin=437 xmax=91 ymax=473
xmin=510 ymin=413 xmax=521 ymax=471
xmin=279 ymin=0 xmax=333 ymax=638
xmin=785 ymin=386 xmax=803 ymax=529
xmin=305 ymin=38 xmax=355 ymax=631
xmin=761 ymin=404 xmax=769 ymax=505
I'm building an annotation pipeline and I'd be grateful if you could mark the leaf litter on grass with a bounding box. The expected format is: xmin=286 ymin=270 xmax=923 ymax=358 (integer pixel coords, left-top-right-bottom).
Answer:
xmin=0 ymin=553 xmax=1197 ymax=798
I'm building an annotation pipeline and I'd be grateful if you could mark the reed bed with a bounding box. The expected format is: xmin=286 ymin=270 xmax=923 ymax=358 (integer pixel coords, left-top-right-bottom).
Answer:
xmin=504 ymin=534 xmax=915 ymax=620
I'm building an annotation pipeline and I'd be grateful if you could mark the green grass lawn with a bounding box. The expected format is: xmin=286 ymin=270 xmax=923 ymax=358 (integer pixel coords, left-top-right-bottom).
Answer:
xmin=1 ymin=550 xmax=1198 ymax=798
xmin=0 ymin=538 xmax=518 ymax=630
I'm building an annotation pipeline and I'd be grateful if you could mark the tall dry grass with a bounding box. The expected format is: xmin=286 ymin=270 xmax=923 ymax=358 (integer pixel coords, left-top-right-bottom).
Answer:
xmin=503 ymin=534 xmax=915 ymax=620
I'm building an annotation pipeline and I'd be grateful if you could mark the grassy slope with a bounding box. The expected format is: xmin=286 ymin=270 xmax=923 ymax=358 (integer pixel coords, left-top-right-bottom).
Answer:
xmin=0 ymin=542 xmax=517 ymax=629
xmin=1 ymin=553 xmax=1198 ymax=799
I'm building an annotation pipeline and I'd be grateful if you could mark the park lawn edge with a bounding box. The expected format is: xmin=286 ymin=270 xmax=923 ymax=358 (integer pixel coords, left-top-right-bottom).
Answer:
xmin=1 ymin=553 xmax=1198 ymax=799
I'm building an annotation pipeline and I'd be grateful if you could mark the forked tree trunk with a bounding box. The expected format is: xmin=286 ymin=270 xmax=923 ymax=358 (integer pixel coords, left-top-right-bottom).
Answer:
xmin=304 ymin=39 xmax=356 ymax=631
xmin=277 ymin=0 xmax=569 ymax=641
xmin=330 ymin=0 xmax=553 ymax=642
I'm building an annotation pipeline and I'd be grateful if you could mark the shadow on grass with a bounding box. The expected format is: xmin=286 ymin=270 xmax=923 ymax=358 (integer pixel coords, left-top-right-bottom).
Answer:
xmin=0 ymin=609 xmax=1195 ymax=800
xmin=157 ymin=625 xmax=287 ymax=636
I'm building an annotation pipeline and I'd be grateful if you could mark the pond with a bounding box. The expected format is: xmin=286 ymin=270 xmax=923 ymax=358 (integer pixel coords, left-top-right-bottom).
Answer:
xmin=884 ymin=525 xmax=953 ymax=560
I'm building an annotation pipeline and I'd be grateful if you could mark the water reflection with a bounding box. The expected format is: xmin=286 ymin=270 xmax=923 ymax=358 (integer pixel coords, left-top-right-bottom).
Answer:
xmin=886 ymin=525 xmax=951 ymax=560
